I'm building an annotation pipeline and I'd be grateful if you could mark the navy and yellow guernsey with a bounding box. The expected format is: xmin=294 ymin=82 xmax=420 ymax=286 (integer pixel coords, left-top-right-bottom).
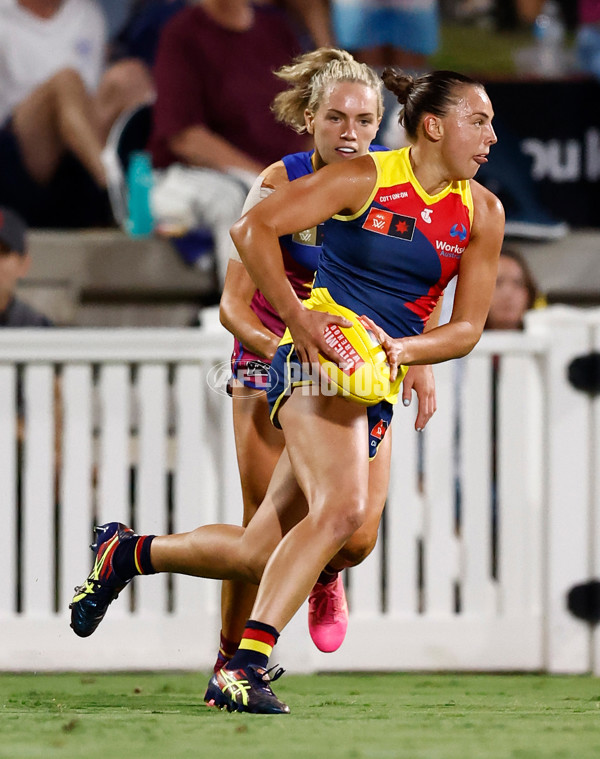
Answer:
xmin=313 ymin=146 xmax=473 ymax=340
xmin=268 ymin=147 xmax=473 ymax=449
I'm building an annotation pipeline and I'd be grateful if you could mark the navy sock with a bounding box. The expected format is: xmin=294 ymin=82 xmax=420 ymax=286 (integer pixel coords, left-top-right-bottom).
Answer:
xmin=113 ymin=534 xmax=156 ymax=580
xmin=226 ymin=620 xmax=279 ymax=671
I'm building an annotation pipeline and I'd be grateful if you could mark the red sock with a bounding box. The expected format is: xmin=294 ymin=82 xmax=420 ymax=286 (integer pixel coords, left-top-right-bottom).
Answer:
xmin=212 ymin=631 xmax=239 ymax=673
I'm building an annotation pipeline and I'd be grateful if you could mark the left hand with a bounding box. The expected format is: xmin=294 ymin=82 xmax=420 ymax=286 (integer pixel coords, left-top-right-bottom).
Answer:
xmin=360 ymin=314 xmax=405 ymax=382
xmin=402 ymin=365 xmax=437 ymax=431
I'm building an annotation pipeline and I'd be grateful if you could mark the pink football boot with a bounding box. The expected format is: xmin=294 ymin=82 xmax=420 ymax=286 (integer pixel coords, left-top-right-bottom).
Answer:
xmin=308 ymin=574 xmax=349 ymax=652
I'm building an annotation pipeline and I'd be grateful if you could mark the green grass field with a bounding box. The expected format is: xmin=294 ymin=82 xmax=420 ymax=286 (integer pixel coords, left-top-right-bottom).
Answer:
xmin=2 ymin=671 xmax=600 ymax=759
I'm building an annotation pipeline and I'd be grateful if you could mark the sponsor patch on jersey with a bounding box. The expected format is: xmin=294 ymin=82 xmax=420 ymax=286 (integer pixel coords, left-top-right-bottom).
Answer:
xmin=292 ymin=224 xmax=324 ymax=247
xmin=362 ymin=208 xmax=416 ymax=241
xmin=450 ymin=223 xmax=467 ymax=241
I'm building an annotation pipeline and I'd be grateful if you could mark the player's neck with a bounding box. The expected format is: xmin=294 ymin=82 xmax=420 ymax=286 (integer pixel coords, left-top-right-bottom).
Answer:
xmin=201 ymin=0 xmax=255 ymax=31
xmin=408 ymin=145 xmax=451 ymax=197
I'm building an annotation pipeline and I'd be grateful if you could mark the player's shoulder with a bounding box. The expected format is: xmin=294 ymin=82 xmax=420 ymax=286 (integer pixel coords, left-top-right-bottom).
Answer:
xmin=469 ymin=178 xmax=504 ymax=219
xmin=469 ymin=179 xmax=505 ymax=240
xmin=261 ymin=161 xmax=290 ymax=191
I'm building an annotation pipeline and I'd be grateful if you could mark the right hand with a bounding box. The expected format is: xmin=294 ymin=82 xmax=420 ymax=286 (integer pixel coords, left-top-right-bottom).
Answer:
xmin=359 ymin=315 xmax=406 ymax=383
xmin=288 ymin=307 xmax=351 ymax=368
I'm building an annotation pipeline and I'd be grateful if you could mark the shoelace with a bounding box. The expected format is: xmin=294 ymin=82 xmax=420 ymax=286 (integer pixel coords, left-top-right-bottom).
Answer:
xmin=251 ymin=664 xmax=286 ymax=687
xmin=310 ymin=582 xmax=343 ymax=622
xmin=73 ymin=577 xmax=117 ymax=596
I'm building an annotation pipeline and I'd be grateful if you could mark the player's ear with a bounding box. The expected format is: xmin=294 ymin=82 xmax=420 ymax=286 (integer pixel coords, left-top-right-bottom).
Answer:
xmin=304 ymin=109 xmax=315 ymax=135
xmin=423 ymin=114 xmax=443 ymax=141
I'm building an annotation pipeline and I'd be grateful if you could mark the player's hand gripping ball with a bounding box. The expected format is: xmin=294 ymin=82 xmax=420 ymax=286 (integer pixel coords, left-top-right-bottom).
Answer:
xmin=311 ymin=301 xmax=391 ymax=405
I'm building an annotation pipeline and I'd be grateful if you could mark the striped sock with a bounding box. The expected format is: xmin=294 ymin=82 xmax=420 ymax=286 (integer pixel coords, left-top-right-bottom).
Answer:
xmin=225 ymin=620 xmax=279 ymax=671
xmin=113 ymin=534 xmax=156 ymax=580
xmin=212 ymin=631 xmax=239 ymax=673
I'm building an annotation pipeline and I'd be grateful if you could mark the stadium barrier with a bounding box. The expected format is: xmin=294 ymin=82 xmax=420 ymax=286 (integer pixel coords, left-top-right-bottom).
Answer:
xmin=0 ymin=305 xmax=598 ymax=674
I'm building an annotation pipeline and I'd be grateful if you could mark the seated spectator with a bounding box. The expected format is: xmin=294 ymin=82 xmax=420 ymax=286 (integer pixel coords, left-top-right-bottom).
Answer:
xmin=0 ymin=206 xmax=52 ymax=326
xmin=148 ymin=0 xmax=310 ymax=286
xmin=106 ymin=0 xmax=187 ymax=68
xmin=329 ymin=0 xmax=440 ymax=72
xmin=0 ymin=205 xmax=63 ymax=548
xmin=484 ymin=247 xmax=540 ymax=331
xmin=483 ymin=246 xmax=542 ymax=576
xmin=326 ymin=1 xmax=440 ymax=149
xmin=103 ymin=0 xmax=334 ymax=67
xmin=0 ymin=0 xmax=154 ymax=228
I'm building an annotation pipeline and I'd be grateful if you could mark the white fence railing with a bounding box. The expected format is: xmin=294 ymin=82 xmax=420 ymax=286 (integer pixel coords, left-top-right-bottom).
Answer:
xmin=1 ymin=306 xmax=599 ymax=674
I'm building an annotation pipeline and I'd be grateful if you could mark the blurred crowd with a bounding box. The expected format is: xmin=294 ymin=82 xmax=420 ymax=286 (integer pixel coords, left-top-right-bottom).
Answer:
xmin=0 ymin=0 xmax=597 ymax=296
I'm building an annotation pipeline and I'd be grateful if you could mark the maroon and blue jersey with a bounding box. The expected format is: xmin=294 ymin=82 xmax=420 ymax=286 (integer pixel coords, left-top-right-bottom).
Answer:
xmin=231 ymin=147 xmax=388 ymax=386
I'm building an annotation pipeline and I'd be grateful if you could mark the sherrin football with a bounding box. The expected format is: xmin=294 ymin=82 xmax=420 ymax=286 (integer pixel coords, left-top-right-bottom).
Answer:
xmin=310 ymin=301 xmax=391 ymax=405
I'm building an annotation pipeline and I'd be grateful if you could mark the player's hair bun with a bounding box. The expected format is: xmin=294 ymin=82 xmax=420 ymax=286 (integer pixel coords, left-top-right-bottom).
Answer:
xmin=311 ymin=301 xmax=391 ymax=406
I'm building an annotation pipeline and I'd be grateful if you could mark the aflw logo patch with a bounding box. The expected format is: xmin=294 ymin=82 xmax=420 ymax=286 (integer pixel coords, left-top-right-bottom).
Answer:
xmin=292 ymin=225 xmax=324 ymax=246
xmin=363 ymin=208 xmax=416 ymax=240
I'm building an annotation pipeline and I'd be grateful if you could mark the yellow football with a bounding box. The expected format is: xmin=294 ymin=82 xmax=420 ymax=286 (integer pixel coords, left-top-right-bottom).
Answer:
xmin=310 ymin=301 xmax=391 ymax=406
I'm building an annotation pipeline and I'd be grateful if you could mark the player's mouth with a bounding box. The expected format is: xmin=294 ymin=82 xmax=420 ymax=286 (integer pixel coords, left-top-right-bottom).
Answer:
xmin=336 ymin=146 xmax=357 ymax=156
xmin=473 ymin=153 xmax=488 ymax=165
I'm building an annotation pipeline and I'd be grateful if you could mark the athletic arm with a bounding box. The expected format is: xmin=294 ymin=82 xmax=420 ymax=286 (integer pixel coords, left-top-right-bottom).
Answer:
xmin=401 ymin=298 xmax=443 ymax=430
xmin=220 ymin=164 xmax=291 ymax=360
xmin=220 ymin=260 xmax=282 ymax=361
xmin=231 ymin=155 xmax=378 ymax=366
xmin=365 ymin=182 xmax=505 ymax=379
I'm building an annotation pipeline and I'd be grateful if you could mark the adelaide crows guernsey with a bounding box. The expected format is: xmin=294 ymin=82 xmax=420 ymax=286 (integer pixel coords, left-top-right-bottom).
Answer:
xmin=312 ymin=146 xmax=473 ymax=339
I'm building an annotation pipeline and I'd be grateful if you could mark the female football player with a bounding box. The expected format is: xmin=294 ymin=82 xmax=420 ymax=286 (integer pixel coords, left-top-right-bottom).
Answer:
xmin=215 ymin=48 xmax=438 ymax=670
xmin=70 ymin=68 xmax=503 ymax=715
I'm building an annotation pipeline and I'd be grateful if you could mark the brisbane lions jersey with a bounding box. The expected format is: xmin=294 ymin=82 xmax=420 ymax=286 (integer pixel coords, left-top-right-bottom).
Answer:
xmin=232 ymin=146 xmax=388 ymax=372
xmin=313 ymin=146 xmax=474 ymax=339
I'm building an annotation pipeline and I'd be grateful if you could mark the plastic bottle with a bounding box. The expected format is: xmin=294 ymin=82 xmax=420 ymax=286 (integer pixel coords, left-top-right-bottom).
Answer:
xmin=126 ymin=150 xmax=154 ymax=238
xmin=532 ymin=0 xmax=567 ymax=77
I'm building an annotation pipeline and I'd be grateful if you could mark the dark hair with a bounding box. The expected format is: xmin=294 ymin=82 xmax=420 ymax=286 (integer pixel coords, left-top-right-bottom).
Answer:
xmin=381 ymin=68 xmax=484 ymax=141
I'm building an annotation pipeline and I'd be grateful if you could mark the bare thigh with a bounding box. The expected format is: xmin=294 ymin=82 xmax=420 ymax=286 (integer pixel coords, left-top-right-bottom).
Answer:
xmin=231 ymin=385 xmax=285 ymax=525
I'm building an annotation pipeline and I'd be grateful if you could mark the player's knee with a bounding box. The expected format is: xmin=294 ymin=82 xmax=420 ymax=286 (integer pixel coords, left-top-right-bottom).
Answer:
xmin=315 ymin=495 xmax=368 ymax=546
xmin=238 ymin=535 xmax=276 ymax=585
xmin=241 ymin=551 xmax=267 ymax=585
xmin=336 ymin=530 xmax=377 ymax=568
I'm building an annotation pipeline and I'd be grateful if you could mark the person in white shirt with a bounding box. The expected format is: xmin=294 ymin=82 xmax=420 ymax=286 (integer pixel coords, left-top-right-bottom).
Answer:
xmin=0 ymin=0 xmax=154 ymax=226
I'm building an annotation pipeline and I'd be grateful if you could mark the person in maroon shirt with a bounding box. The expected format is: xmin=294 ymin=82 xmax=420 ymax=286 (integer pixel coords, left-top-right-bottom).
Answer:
xmin=148 ymin=0 xmax=310 ymax=285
